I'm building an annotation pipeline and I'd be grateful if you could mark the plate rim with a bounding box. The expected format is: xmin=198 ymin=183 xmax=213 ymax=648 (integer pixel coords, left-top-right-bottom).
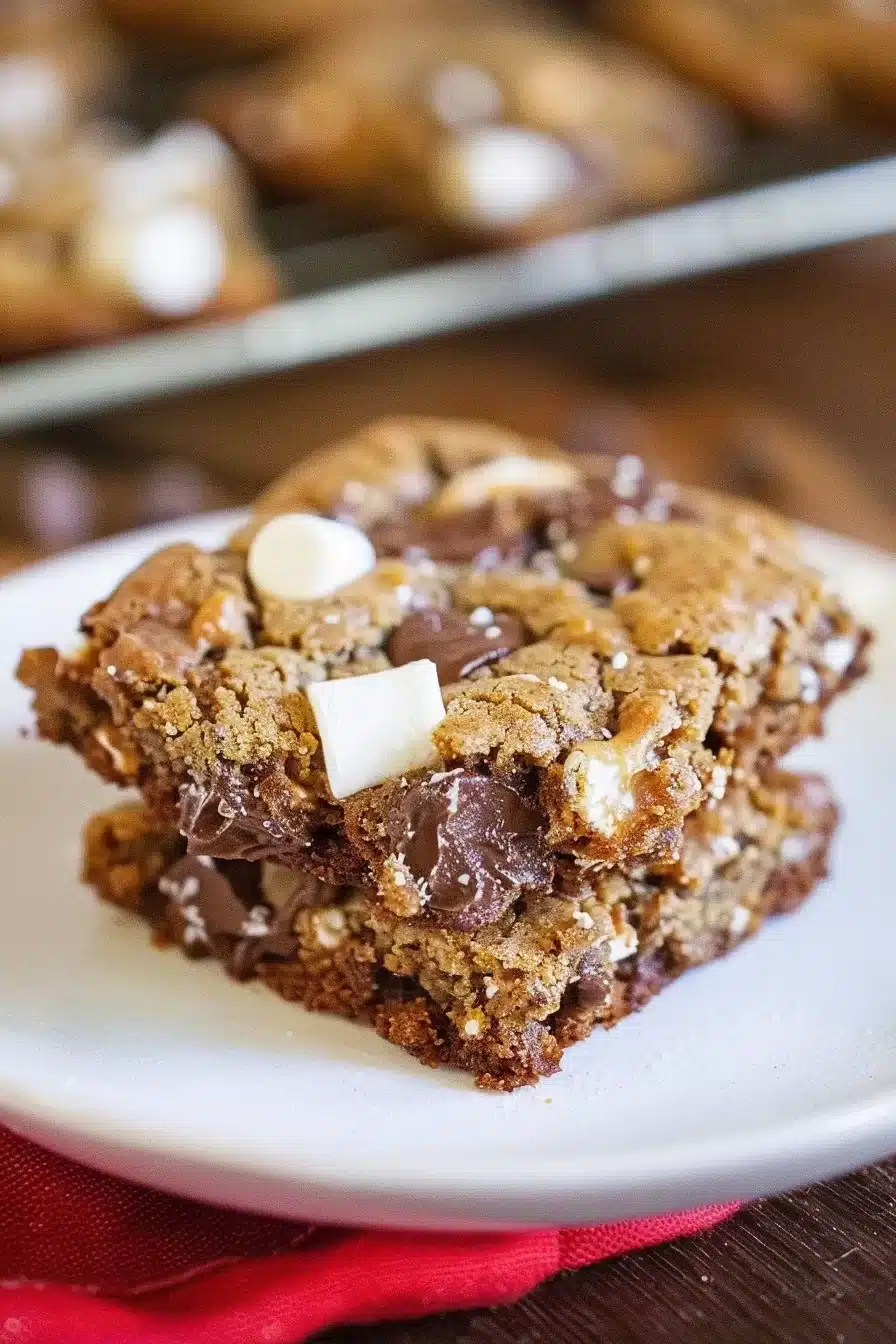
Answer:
xmin=1 ymin=517 xmax=894 ymax=1227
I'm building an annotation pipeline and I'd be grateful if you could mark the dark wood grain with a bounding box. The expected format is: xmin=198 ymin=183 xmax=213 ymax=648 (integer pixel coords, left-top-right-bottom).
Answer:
xmin=319 ymin=1159 xmax=896 ymax=1344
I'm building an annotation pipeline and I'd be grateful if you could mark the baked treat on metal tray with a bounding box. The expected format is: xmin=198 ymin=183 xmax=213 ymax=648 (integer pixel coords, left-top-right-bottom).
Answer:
xmin=20 ymin=415 xmax=869 ymax=1087
xmin=0 ymin=120 xmax=279 ymax=355
xmin=603 ymin=0 xmax=896 ymax=127
xmin=197 ymin=11 xmax=727 ymax=244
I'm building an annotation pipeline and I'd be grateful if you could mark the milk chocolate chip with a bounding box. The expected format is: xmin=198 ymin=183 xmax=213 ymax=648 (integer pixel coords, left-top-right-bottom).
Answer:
xmin=387 ymin=608 xmax=526 ymax=683
xmin=386 ymin=770 xmax=552 ymax=930
xmin=158 ymin=852 xmax=300 ymax=979
xmin=369 ymin=502 xmax=533 ymax=567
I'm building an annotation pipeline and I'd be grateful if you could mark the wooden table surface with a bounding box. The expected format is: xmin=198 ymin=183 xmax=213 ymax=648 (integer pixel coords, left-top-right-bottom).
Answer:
xmin=322 ymin=1161 xmax=896 ymax=1344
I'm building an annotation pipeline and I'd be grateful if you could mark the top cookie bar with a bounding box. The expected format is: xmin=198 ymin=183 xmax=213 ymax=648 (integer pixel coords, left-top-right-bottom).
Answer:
xmin=19 ymin=416 xmax=870 ymax=933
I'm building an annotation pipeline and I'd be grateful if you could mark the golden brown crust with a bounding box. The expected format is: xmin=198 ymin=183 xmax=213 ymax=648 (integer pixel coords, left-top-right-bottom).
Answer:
xmin=21 ymin=415 xmax=869 ymax=916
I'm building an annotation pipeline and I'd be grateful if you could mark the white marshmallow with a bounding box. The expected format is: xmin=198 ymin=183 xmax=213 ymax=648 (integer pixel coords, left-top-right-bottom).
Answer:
xmin=307 ymin=661 xmax=444 ymax=799
xmin=433 ymin=453 xmax=579 ymax=513
xmin=565 ymin=746 xmax=635 ymax=837
xmin=127 ymin=204 xmax=225 ymax=316
xmin=449 ymin=125 xmax=579 ymax=226
xmin=248 ymin=512 xmax=376 ymax=602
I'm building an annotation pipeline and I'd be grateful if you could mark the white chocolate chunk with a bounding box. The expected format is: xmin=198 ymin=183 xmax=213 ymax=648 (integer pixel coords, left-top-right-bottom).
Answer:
xmin=729 ymin=905 xmax=751 ymax=937
xmin=433 ymin=453 xmax=580 ymax=514
xmin=607 ymin=927 xmax=638 ymax=963
xmin=248 ymin=512 xmax=376 ymax=602
xmin=128 ymin=204 xmax=225 ymax=316
xmin=307 ymin=660 xmax=445 ymax=799
xmin=565 ymin=746 xmax=636 ymax=837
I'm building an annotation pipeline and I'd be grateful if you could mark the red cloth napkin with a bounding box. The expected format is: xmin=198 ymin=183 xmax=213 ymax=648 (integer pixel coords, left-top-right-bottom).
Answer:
xmin=0 ymin=1125 xmax=739 ymax=1343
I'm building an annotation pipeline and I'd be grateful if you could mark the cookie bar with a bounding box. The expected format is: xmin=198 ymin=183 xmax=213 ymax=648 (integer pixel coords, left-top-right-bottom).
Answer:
xmin=603 ymin=0 xmax=895 ymax=127
xmin=0 ymin=121 xmax=278 ymax=355
xmin=197 ymin=13 xmax=726 ymax=244
xmin=0 ymin=1 xmax=124 ymax=152
xmin=82 ymin=769 xmax=838 ymax=1089
xmin=19 ymin=416 xmax=868 ymax=910
xmin=99 ymin=0 xmax=421 ymax=53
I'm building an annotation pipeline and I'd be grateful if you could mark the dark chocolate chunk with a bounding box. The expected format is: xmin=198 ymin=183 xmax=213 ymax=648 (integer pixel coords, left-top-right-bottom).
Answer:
xmin=369 ymin=502 xmax=533 ymax=568
xmin=575 ymin=941 xmax=615 ymax=1009
xmin=227 ymin=897 xmax=303 ymax=982
xmin=386 ymin=771 xmax=552 ymax=931
xmin=387 ymin=608 xmax=526 ymax=683
xmin=538 ymin=453 xmax=678 ymax=550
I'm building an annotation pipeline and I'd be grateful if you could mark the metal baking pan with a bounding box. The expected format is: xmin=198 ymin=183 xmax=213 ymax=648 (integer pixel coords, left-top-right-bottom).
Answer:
xmin=0 ymin=143 xmax=894 ymax=434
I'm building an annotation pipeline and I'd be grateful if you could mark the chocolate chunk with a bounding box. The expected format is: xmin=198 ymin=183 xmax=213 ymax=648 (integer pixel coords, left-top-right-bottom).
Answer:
xmin=387 ymin=608 xmax=526 ymax=683
xmin=386 ymin=771 xmax=552 ymax=931
xmin=179 ymin=776 xmax=315 ymax=865
xmin=575 ymin=941 xmax=614 ymax=1009
xmin=574 ymin=566 xmax=636 ymax=599
xmin=227 ymin=896 xmax=303 ymax=982
xmin=159 ymin=854 xmax=253 ymax=941
xmin=539 ymin=454 xmax=677 ymax=548
xmin=369 ymin=502 xmax=533 ymax=567
xmin=158 ymin=852 xmax=302 ymax=980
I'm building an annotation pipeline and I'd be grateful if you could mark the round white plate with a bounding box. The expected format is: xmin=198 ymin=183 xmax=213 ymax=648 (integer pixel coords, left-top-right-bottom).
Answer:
xmin=0 ymin=516 xmax=893 ymax=1230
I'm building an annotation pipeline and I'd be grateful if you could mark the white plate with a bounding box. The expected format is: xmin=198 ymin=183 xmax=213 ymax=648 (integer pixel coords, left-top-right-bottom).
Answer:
xmin=0 ymin=516 xmax=893 ymax=1230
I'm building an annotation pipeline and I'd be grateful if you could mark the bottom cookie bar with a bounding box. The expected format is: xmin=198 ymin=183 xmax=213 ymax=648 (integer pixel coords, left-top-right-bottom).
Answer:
xmin=83 ymin=772 xmax=837 ymax=1090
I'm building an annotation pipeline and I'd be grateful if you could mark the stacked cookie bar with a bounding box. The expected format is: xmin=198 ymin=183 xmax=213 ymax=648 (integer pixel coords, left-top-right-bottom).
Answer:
xmin=20 ymin=417 xmax=869 ymax=1088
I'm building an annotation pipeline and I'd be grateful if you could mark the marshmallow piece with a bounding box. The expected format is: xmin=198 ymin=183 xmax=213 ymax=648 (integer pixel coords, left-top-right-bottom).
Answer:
xmin=248 ymin=512 xmax=376 ymax=602
xmin=565 ymin=742 xmax=636 ymax=837
xmin=433 ymin=453 xmax=580 ymax=513
xmin=127 ymin=204 xmax=225 ymax=316
xmin=563 ymin=694 xmax=681 ymax=838
xmin=307 ymin=661 xmax=444 ymax=799
xmin=439 ymin=125 xmax=580 ymax=227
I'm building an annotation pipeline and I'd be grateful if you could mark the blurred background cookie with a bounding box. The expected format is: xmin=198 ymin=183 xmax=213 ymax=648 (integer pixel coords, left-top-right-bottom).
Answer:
xmin=197 ymin=10 xmax=728 ymax=245
xmin=0 ymin=0 xmax=124 ymax=152
xmin=97 ymin=0 xmax=424 ymax=55
xmin=0 ymin=121 xmax=279 ymax=354
xmin=600 ymin=0 xmax=895 ymax=128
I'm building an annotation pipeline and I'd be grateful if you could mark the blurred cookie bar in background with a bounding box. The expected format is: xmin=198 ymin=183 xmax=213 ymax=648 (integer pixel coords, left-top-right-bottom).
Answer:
xmin=0 ymin=438 xmax=233 ymax=559
xmin=98 ymin=0 xmax=424 ymax=55
xmin=601 ymin=0 xmax=895 ymax=128
xmin=197 ymin=10 xmax=728 ymax=245
xmin=0 ymin=0 xmax=124 ymax=153
xmin=90 ymin=330 xmax=892 ymax=547
xmin=0 ymin=121 xmax=279 ymax=355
